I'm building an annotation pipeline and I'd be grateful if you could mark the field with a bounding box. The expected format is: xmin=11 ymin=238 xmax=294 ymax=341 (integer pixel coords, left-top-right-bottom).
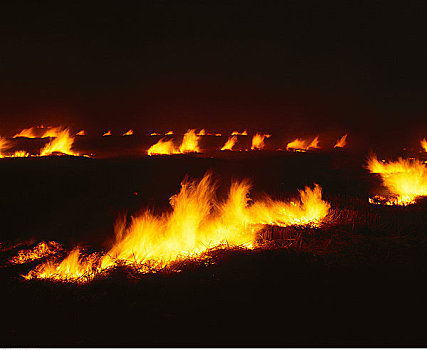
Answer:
xmin=1 ymin=148 xmax=427 ymax=347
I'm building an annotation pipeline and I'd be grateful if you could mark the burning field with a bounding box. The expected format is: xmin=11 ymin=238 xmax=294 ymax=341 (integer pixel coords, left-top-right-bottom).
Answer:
xmin=1 ymin=129 xmax=427 ymax=346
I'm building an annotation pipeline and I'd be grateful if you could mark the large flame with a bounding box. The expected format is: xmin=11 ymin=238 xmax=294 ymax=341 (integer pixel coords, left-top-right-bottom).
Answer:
xmin=40 ymin=128 xmax=79 ymax=156
xmin=334 ymin=134 xmax=348 ymax=148
xmin=179 ymin=129 xmax=200 ymax=153
xmin=286 ymin=136 xmax=320 ymax=152
xmin=251 ymin=133 xmax=271 ymax=150
xmin=25 ymin=173 xmax=330 ymax=281
xmin=421 ymin=138 xmax=427 ymax=152
xmin=367 ymin=154 xmax=427 ymax=205
xmin=220 ymin=136 xmax=238 ymax=151
xmin=147 ymin=138 xmax=178 ymax=156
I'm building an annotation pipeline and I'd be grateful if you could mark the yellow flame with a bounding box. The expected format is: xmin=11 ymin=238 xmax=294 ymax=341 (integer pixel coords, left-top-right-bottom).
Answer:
xmin=26 ymin=173 xmax=330 ymax=281
xmin=165 ymin=131 xmax=174 ymax=135
xmin=178 ymin=129 xmax=200 ymax=153
xmin=40 ymin=129 xmax=79 ymax=156
xmin=0 ymin=137 xmax=11 ymax=157
xmin=221 ymin=136 xmax=238 ymax=151
xmin=231 ymin=130 xmax=248 ymax=136
xmin=197 ymin=129 xmax=206 ymax=136
xmin=367 ymin=154 xmax=427 ymax=205
xmin=123 ymin=129 xmax=134 ymax=136
xmin=215 ymin=133 xmax=222 ymax=137
xmin=9 ymin=241 xmax=62 ymax=265
xmin=421 ymin=138 xmax=427 ymax=152
xmin=10 ymin=150 xmax=30 ymax=158
xmin=76 ymin=130 xmax=85 ymax=136
xmin=13 ymin=126 xmax=41 ymax=138
xmin=103 ymin=130 xmax=112 ymax=136
xmin=147 ymin=138 xmax=178 ymax=155
xmin=334 ymin=134 xmax=348 ymax=148
xmin=251 ymin=133 xmax=271 ymax=150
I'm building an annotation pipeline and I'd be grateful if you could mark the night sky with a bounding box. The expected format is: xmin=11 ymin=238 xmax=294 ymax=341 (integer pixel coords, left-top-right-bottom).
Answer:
xmin=0 ymin=1 xmax=426 ymax=144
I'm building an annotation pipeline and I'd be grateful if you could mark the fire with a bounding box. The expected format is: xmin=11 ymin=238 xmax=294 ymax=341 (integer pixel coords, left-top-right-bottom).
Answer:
xmin=215 ymin=133 xmax=222 ymax=137
xmin=165 ymin=131 xmax=174 ymax=135
xmin=0 ymin=137 xmax=11 ymax=157
xmin=421 ymin=138 xmax=427 ymax=152
xmin=9 ymin=241 xmax=62 ymax=265
xmin=150 ymin=132 xmax=160 ymax=136
xmin=13 ymin=126 xmax=41 ymax=138
xmin=231 ymin=130 xmax=248 ymax=136
xmin=13 ymin=125 xmax=62 ymax=139
xmin=367 ymin=154 xmax=427 ymax=205
xmin=76 ymin=130 xmax=85 ymax=136
xmin=178 ymin=129 xmax=200 ymax=153
xmin=26 ymin=173 xmax=330 ymax=281
xmin=123 ymin=129 xmax=134 ymax=136
xmin=251 ymin=133 xmax=271 ymax=150
xmin=103 ymin=130 xmax=112 ymax=136
xmin=147 ymin=138 xmax=178 ymax=155
xmin=221 ymin=136 xmax=238 ymax=151
xmin=334 ymin=134 xmax=348 ymax=148
xmin=286 ymin=136 xmax=320 ymax=152
xmin=10 ymin=150 xmax=30 ymax=158
xmin=197 ymin=129 xmax=206 ymax=136
xmin=40 ymin=128 xmax=79 ymax=156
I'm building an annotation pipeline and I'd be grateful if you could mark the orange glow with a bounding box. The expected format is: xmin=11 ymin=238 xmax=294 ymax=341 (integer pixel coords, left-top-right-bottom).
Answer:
xmin=334 ymin=134 xmax=348 ymax=148
xmin=251 ymin=133 xmax=271 ymax=150
xmin=231 ymin=130 xmax=248 ymax=136
xmin=286 ymin=136 xmax=320 ymax=152
xmin=123 ymin=129 xmax=134 ymax=136
xmin=103 ymin=130 xmax=112 ymax=136
xmin=40 ymin=128 xmax=79 ymax=156
xmin=0 ymin=137 xmax=11 ymax=157
xmin=221 ymin=136 xmax=238 ymax=151
xmin=26 ymin=173 xmax=330 ymax=281
xmin=421 ymin=138 xmax=427 ymax=152
xmin=367 ymin=154 xmax=427 ymax=205
xmin=13 ymin=126 xmax=41 ymax=138
xmin=165 ymin=131 xmax=174 ymax=135
xmin=215 ymin=133 xmax=222 ymax=137
xmin=147 ymin=138 xmax=178 ymax=155
xmin=76 ymin=130 xmax=85 ymax=136
xmin=9 ymin=241 xmax=62 ymax=265
xmin=178 ymin=129 xmax=200 ymax=153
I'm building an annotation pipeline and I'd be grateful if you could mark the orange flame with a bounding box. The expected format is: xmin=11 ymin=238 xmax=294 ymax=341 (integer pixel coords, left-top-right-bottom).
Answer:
xmin=40 ymin=128 xmax=79 ymax=156
xmin=178 ymin=129 xmax=200 ymax=153
xmin=150 ymin=132 xmax=160 ymax=136
xmin=76 ymin=130 xmax=85 ymax=136
xmin=123 ymin=129 xmax=134 ymax=136
xmin=367 ymin=154 xmax=427 ymax=205
xmin=103 ymin=130 xmax=112 ymax=136
xmin=26 ymin=173 xmax=330 ymax=281
xmin=147 ymin=138 xmax=178 ymax=155
xmin=286 ymin=136 xmax=320 ymax=152
xmin=251 ymin=133 xmax=271 ymax=150
xmin=231 ymin=130 xmax=248 ymax=136
xmin=165 ymin=131 xmax=174 ymax=135
xmin=0 ymin=137 xmax=11 ymax=157
xmin=221 ymin=136 xmax=238 ymax=151
xmin=9 ymin=241 xmax=62 ymax=265
xmin=421 ymin=138 xmax=427 ymax=152
xmin=334 ymin=134 xmax=348 ymax=148
xmin=197 ymin=129 xmax=206 ymax=136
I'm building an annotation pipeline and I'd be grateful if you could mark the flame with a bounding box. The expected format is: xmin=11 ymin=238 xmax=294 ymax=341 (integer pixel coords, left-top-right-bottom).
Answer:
xmin=334 ymin=134 xmax=348 ymax=148
xmin=10 ymin=150 xmax=30 ymax=157
xmin=178 ymin=129 xmax=200 ymax=153
xmin=103 ymin=130 xmax=112 ymax=136
xmin=9 ymin=241 xmax=62 ymax=265
xmin=0 ymin=137 xmax=11 ymax=157
xmin=40 ymin=128 xmax=79 ymax=156
xmin=286 ymin=136 xmax=320 ymax=151
xmin=13 ymin=125 xmax=62 ymax=139
xmin=165 ymin=131 xmax=174 ymax=135
xmin=251 ymin=133 xmax=271 ymax=150
xmin=26 ymin=173 xmax=330 ymax=281
xmin=221 ymin=136 xmax=238 ymax=151
xmin=421 ymin=138 xmax=427 ymax=152
xmin=215 ymin=133 xmax=222 ymax=137
xmin=123 ymin=129 xmax=134 ymax=136
xmin=150 ymin=132 xmax=160 ymax=136
xmin=13 ymin=126 xmax=41 ymax=138
xmin=367 ymin=154 xmax=427 ymax=205
xmin=231 ymin=130 xmax=248 ymax=136
xmin=76 ymin=130 xmax=85 ymax=136
xmin=147 ymin=138 xmax=178 ymax=155
xmin=197 ymin=129 xmax=206 ymax=136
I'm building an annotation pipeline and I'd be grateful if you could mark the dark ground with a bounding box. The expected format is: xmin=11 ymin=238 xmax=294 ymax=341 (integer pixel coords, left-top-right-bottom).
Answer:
xmin=1 ymin=149 xmax=427 ymax=347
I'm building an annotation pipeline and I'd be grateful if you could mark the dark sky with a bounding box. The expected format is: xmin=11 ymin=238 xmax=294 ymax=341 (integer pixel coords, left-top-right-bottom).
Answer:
xmin=0 ymin=0 xmax=426 ymax=142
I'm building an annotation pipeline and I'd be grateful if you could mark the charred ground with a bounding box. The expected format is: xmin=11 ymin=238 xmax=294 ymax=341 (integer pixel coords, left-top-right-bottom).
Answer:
xmin=1 ymin=151 xmax=427 ymax=346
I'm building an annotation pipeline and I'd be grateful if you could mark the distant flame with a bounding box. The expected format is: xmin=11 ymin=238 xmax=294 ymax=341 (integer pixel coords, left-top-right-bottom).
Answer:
xmin=103 ymin=130 xmax=112 ymax=136
xmin=150 ymin=132 xmax=160 ymax=136
xmin=147 ymin=138 xmax=178 ymax=156
xmin=367 ymin=154 xmax=427 ymax=205
xmin=76 ymin=130 xmax=85 ymax=136
xmin=251 ymin=133 xmax=271 ymax=150
xmin=221 ymin=136 xmax=238 ymax=151
xmin=197 ymin=129 xmax=206 ymax=136
xmin=26 ymin=173 xmax=330 ymax=281
xmin=0 ymin=137 xmax=11 ymax=157
xmin=421 ymin=138 xmax=427 ymax=152
xmin=13 ymin=125 xmax=62 ymax=139
xmin=334 ymin=134 xmax=348 ymax=148
xmin=287 ymin=136 xmax=320 ymax=151
xmin=123 ymin=129 xmax=134 ymax=136
xmin=231 ymin=130 xmax=248 ymax=136
xmin=165 ymin=131 xmax=174 ymax=135
xmin=147 ymin=129 xmax=200 ymax=155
